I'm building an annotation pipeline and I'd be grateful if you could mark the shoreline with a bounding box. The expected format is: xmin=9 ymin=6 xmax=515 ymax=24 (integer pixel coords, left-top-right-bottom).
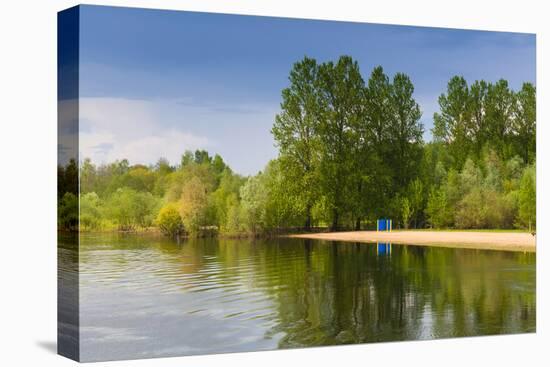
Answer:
xmin=66 ymin=229 xmax=537 ymax=252
xmin=288 ymin=230 xmax=536 ymax=252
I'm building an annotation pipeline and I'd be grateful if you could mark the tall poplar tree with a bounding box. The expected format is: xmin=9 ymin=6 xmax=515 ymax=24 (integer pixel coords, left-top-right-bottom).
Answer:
xmin=272 ymin=57 xmax=321 ymax=229
xmin=316 ymin=56 xmax=365 ymax=230
xmin=388 ymin=72 xmax=423 ymax=189
xmin=433 ymin=76 xmax=471 ymax=169
xmin=512 ymin=82 xmax=536 ymax=164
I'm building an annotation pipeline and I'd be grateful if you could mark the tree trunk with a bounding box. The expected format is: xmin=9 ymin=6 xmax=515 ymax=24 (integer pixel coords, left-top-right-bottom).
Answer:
xmin=331 ymin=210 xmax=339 ymax=232
xmin=304 ymin=205 xmax=312 ymax=231
xmin=355 ymin=217 xmax=361 ymax=231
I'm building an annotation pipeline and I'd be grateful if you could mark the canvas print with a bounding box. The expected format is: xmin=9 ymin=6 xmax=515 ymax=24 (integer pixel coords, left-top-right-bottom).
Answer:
xmin=57 ymin=5 xmax=536 ymax=362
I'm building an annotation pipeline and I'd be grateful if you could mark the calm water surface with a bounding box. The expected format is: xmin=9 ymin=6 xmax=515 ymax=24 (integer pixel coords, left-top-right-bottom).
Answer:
xmin=60 ymin=233 xmax=536 ymax=361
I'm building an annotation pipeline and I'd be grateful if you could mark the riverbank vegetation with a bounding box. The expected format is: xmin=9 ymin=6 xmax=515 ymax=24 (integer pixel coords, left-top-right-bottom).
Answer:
xmin=58 ymin=55 xmax=536 ymax=236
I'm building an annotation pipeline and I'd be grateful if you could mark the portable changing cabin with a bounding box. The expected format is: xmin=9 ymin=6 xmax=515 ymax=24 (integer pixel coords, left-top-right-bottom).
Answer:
xmin=376 ymin=218 xmax=392 ymax=232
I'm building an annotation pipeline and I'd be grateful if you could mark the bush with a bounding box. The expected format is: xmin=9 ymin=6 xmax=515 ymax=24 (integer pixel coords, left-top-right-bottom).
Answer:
xmin=455 ymin=188 xmax=486 ymax=228
xmin=58 ymin=192 xmax=79 ymax=231
xmin=426 ymin=187 xmax=453 ymax=228
xmin=156 ymin=203 xmax=185 ymax=237
xmin=517 ymin=166 xmax=536 ymax=230
xmin=179 ymin=176 xmax=212 ymax=234
xmin=106 ymin=187 xmax=160 ymax=230
xmin=80 ymin=192 xmax=103 ymax=230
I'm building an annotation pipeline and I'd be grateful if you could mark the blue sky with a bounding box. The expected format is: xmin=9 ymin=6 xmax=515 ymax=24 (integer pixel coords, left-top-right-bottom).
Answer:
xmin=78 ymin=5 xmax=536 ymax=175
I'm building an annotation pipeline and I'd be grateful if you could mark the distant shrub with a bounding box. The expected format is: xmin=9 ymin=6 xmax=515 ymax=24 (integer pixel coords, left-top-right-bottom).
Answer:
xmin=105 ymin=187 xmax=160 ymax=230
xmin=80 ymin=192 xmax=103 ymax=230
xmin=156 ymin=203 xmax=184 ymax=237
xmin=58 ymin=192 xmax=79 ymax=231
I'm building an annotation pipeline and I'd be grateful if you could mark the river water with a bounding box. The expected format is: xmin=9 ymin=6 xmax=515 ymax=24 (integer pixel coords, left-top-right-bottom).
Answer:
xmin=59 ymin=233 xmax=536 ymax=361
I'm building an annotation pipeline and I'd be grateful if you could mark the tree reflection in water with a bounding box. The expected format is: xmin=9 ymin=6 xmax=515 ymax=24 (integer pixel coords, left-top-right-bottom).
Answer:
xmin=73 ymin=234 xmax=535 ymax=360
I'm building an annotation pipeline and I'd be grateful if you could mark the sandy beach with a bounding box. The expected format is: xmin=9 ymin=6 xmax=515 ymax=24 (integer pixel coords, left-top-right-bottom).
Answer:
xmin=289 ymin=230 xmax=536 ymax=252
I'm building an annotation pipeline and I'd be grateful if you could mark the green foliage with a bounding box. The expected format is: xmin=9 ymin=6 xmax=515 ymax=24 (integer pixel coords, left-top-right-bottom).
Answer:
xmin=455 ymin=187 xmax=486 ymax=228
xmin=433 ymin=76 xmax=471 ymax=168
xmin=262 ymin=159 xmax=306 ymax=230
xmin=400 ymin=197 xmax=411 ymax=229
xmin=387 ymin=73 xmax=424 ymax=188
xmin=518 ymin=166 xmax=536 ymax=230
xmin=433 ymin=77 xmax=536 ymax=167
xmin=156 ymin=203 xmax=184 ymax=237
xmin=426 ymin=187 xmax=453 ymax=228
xmin=425 ymin=152 xmax=532 ymax=230
xmin=272 ymin=56 xmax=321 ymax=229
xmin=80 ymin=192 xmax=103 ymax=230
xmin=106 ymin=187 xmax=159 ymax=230
xmin=178 ymin=176 xmax=213 ymax=235
xmin=239 ymin=175 xmax=269 ymax=234
xmin=272 ymin=56 xmax=425 ymax=230
xmin=58 ymin=58 xmax=536 ymax=236
xmin=165 ymin=160 xmax=216 ymax=202
xmin=58 ymin=192 xmax=78 ymax=230
xmin=512 ymin=83 xmax=536 ymax=163
xmin=212 ymin=168 xmax=245 ymax=232
xmin=58 ymin=159 xmax=78 ymax=197
xmin=316 ymin=56 xmax=365 ymax=229
xmin=406 ymin=178 xmax=424 ymax=228
xmin=224 ymin=193 xmax=245 ymax=234
xmin=122 ymin=166 xmax=156 ymax=192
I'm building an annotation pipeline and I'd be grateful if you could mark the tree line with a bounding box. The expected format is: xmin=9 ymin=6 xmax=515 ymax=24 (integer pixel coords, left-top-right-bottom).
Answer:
xmin=57 ymin=55 xmax=536 ymax=236
xmin=271 ymin=56 xmax=535 ymax=232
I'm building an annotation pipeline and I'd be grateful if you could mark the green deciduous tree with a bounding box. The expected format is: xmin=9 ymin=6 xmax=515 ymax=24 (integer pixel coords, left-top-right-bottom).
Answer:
xmin=212 ymin=168 xmax=245 ymax=232
xmin=512 ymin=83 xmax=536 ymax=164
xmin=388 ymin=72 xmax=423 ymax=188
xmin=240 ymin=175 xmax=268 ymax=234
xmin=407 ymin=178 xmax=424 ymax=228
xmin=272 ymin=56 xmax=321 ymax=230
xmin=316 ymin=56 xmax=365 ymax=230
xmin=433 ymin=76 xmax=471 ymax=169
xmin=361 ymin=66 xmax=395 ymax=221
xmin=518 ymin=166 xmax=536 ymax=230
xmin=80 ymin=192 xmax=102 ymax=230
xmin=426 ymin=187 xmax=452 ymax=228
xmin=106 ymin=187 xmax=159 ymax=230
xmin=179 ymin=176 xmax=213 ymax=235
xmin=58 ymin=192 xmax=79 ymax=230
xmin=64 ymin=59 xmax=536 ymax=236
xmin=401 ymin=197 xmax=412 ymax=229
xmin=262 ymin=159 xmax=305 ymax=230
xmin=485 ymin=79 xmax=514 ymax=160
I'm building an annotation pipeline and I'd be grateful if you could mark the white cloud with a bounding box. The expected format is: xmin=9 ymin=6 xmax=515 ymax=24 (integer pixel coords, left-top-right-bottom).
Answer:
xmin=79 ymin=98 xmax=210 ymax=166
xmin=77 ymin=96 xmax=281 ymax=175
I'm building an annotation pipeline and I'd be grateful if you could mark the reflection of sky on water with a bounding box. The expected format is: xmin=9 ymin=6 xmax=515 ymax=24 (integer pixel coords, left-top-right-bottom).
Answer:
xmin=68 ymin=235 xmax=536 ymax=362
